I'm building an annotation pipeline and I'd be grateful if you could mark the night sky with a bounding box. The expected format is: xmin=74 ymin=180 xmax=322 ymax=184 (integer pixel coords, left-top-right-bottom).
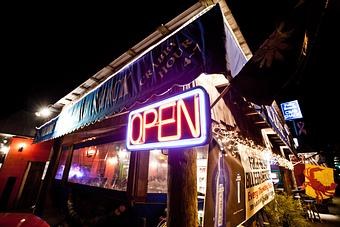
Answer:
xmin=0 ymin=0 xmax=293 ymax=118
xmin=0 ymin=1 xmax=198 ymax=117
xmin=1 ymin=0 xmax=339 ymax=150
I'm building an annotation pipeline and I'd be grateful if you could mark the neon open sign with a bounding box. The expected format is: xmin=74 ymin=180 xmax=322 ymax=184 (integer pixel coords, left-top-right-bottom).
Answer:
xmin=126 ymin=87 xmax=210 ymax=150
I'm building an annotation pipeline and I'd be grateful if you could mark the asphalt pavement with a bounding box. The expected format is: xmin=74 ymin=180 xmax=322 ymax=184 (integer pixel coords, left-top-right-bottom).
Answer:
xmin=309 ymin=196 xmax=340 ymax=227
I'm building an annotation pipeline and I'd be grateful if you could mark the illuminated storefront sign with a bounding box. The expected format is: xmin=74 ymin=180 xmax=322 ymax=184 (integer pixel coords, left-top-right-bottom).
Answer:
xmin=280 ymin=100 xmax=303 ymax=121
xmin=126 ymin=87 xmax=210 ymax=150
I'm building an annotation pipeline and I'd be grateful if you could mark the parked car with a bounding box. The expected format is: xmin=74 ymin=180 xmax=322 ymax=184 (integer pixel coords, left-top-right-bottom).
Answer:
xmin=0 ymin=213 xmax=50 ymax=227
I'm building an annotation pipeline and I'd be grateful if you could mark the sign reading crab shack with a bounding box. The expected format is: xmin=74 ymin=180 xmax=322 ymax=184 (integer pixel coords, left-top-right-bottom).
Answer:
xmin=126 ymin=87 xmax=210 ymax=150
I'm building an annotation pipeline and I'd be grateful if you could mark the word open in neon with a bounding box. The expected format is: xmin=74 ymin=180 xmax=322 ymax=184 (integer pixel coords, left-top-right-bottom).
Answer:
xmin=126 ymin=87 xmax=210 ymax=150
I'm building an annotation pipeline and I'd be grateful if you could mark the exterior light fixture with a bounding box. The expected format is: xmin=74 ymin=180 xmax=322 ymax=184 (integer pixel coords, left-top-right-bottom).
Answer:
xmin=35 ymin=107 xmax=52 ymax=117
xmin=35 ymin=105 xmax=59 ymax=118
xmin=18 ymin=143 xmax=26 ymax=152
xmin=0 ymin=146 xmax=10 ymax=154
xmin=86 ymin=147 xmax=97 ymax=157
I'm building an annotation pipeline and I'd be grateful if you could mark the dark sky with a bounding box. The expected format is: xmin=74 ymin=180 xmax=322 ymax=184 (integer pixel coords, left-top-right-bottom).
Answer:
xmin=0 ymin=0 xmax=293 ymax=119
xmin=1 ymin=0 xmax=200 ymax=118
xmin=1 ymin=0 xmax=338 ymax=149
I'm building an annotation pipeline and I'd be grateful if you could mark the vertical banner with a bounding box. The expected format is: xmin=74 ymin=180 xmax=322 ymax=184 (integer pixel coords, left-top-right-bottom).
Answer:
xmin=238 ymin=144 xmax=274 ymax=219
xmin=204 ymin=142 xmax=246 ymax=227
xmin=204 ymin=141 xmax=274 ymax=227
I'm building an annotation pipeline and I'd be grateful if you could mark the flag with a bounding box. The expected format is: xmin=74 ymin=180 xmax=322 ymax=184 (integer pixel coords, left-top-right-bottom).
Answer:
xmin=230 ymin=0 xmax=314 ymax=105
xmin=304 ymin=164 xmax=336 ymax=203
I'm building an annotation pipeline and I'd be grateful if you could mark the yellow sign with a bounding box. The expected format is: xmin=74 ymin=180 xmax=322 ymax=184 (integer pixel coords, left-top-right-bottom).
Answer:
xmin=304 ymin=164 xmax=336 ymax=202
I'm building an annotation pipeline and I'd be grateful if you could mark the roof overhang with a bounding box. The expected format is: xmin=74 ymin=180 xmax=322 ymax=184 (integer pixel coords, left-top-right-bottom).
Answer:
xmin=50 ymin=0 xmax=251 ymax=112
xmin=35 ymin=1 xmax=250 ymax=143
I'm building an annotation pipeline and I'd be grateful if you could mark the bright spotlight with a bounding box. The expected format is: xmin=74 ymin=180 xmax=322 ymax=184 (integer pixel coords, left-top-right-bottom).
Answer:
xmin=36 ymin=107 xmax=52 ymax=117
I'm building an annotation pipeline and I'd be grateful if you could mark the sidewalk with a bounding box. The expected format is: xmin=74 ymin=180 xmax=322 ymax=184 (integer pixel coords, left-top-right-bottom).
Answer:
xmin=309 ymin=196 xmax=340 ymax=227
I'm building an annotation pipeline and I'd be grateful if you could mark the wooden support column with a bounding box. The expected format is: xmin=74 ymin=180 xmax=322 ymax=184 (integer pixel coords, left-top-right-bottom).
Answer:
xmin=280 ymin=167 xmax=293 ymax=194
xmin=34 ymin=137 xmax=63 ymax=216
xmin=289 ymin=169 xmax=298 ymax=190
xmin=167 ymin=148 xmax=198 ymax=227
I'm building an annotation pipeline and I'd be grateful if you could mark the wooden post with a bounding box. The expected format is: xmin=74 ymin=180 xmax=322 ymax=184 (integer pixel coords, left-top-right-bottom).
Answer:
xmin=34 ymin=137 xmax=63 ymax=216
xmin=167 ymin=148 xmax=198 ymax=227
xmin=289 ymin=168 xmax=298 ymax=190
xmin=280 ymin=167 xmax=293 ymax=194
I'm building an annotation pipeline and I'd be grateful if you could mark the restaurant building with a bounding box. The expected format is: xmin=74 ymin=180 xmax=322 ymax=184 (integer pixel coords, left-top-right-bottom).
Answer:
xmin=33 ymin=1 xmax=296 ymax=226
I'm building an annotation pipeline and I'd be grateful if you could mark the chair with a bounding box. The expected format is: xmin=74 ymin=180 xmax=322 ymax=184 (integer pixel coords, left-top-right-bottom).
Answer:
xmin=302 ymin=199 xmax=321 ymax=222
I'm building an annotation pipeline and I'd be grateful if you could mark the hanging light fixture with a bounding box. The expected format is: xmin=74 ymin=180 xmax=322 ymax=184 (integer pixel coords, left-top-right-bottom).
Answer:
xmin=86 ymin=146 xmax=97 ymax=157
xmin=18 ymin=143 xmax=26 ymax=152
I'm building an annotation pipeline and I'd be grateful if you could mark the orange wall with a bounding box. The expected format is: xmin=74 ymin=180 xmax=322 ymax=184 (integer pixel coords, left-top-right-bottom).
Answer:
xmin=0 ymin=137 xmax=53 ymax=209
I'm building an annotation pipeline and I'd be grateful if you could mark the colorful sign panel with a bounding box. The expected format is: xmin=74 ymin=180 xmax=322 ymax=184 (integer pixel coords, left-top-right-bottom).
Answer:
xmin=126 ymin=87 xmax=210 ymax=150
xmin=304 ymin=164 xmax=336 ymax=202
xmin=280 ymin=100 xmax=303 ymax=121
xmin=204 ymin=142 xmax=274 ymax=227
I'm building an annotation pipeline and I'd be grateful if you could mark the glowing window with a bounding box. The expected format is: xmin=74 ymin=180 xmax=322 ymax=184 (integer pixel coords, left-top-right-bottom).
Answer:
xmin=55 ymin=146 xmax=71 ymax=180
xmin=147 ymin=145 xmax=208 ymax=194
xmin=68 ymin=141 xmax=131 ymax=191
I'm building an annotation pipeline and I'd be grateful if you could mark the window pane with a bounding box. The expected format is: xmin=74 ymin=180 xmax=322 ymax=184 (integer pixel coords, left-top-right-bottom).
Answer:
xmin=196 ymin=146 xmax=208 ymax=195
xmin=67 ymin=141 xmax=130 ymax=191
xmin=147 ymin=149 xmax=168 ymax=193
xmin=55 ymin=147 xmax=71 ymax=180
xmin=147 ymin=146 xmax=208 ymax=194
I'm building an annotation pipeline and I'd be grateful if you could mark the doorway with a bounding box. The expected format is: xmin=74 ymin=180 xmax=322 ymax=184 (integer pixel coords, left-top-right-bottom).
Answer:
xmin=0 ymin=176 xmax=16 ymax=210
xmin=16 ymin=161 xmax=46 ymax=211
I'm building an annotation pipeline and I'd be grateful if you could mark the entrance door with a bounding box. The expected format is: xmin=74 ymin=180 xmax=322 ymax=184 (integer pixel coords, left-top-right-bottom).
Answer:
xmin=16 ymin=161 xmax=45 ymax=211
xmin=0 ymin=176 xmax=16 ymax=210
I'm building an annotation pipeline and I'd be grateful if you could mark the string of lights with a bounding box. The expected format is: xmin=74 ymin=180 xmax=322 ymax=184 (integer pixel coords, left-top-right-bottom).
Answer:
xmin=212 ymin=122 xmax=293 ymax=170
